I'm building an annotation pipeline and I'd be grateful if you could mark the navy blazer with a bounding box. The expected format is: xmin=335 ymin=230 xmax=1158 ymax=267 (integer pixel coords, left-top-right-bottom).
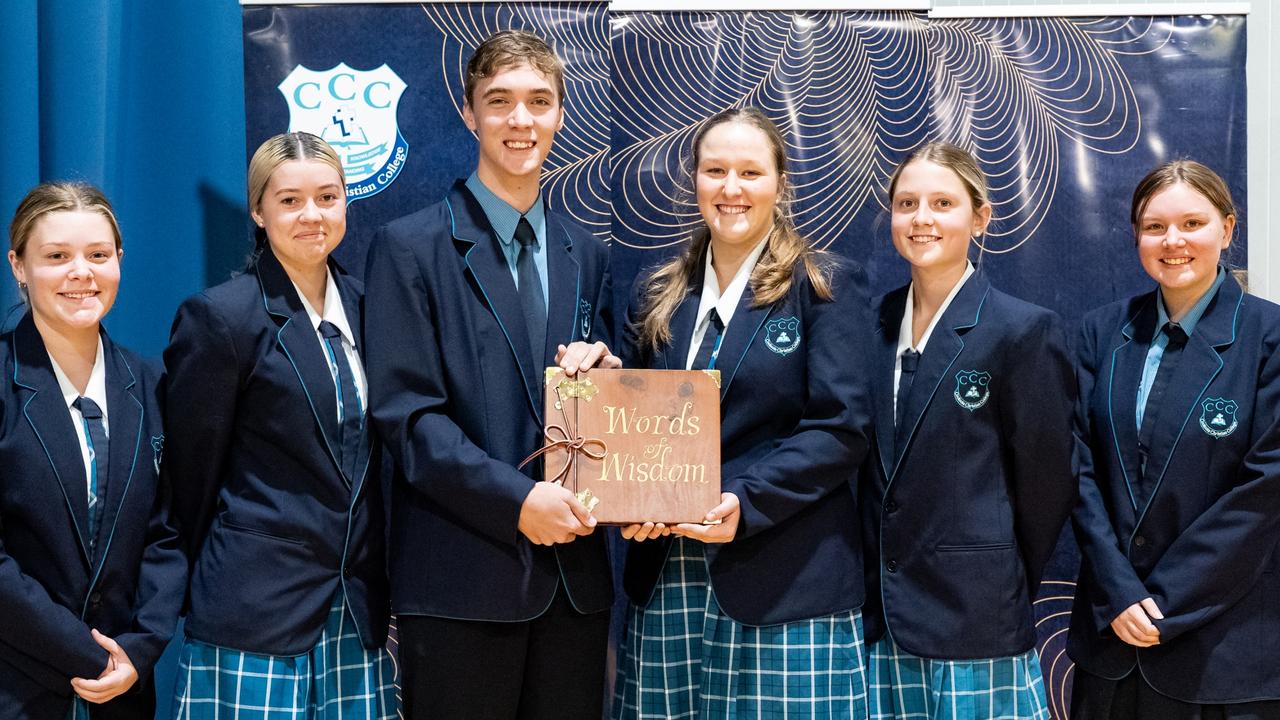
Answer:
xmin=861 ymin=272 xmax=1076 ymax=659
xmin=619 ymin=255 xmax=873 ymax=626
xmin=164 ymin=247 xmax=388 ymax=656
xmin=364 ymin=180 xmax=614 ymax=621
xmin=0 ymin=314 xmax=184 ymax=719
xmin=1068 ymin=273 xmax=1280 ymax=703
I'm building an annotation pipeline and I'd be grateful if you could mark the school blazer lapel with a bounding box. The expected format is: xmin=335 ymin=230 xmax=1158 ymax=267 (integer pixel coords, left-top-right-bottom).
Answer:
xmin=889 ymin=273 xmax=990 ymax=481
xmin=1108 ymin=298 xmax=1155 ymax=511
xmin=1133 ymin=276 xmax=1241 ymax=521
xmin=650 ymin=257 xmax=775 ymax=389
xmin=873 ymin=289 xmax=907 ymax=481
xmin=657 ymin=291 xmax=700 ymax=371
xmin=545 ymin=212 xmax=584 ymax=360
xmin=333 ymin=268 xmax=373 ymax=494
xmin=256 ymin=248 xmax=347 ymax=483
xmin=91 ymin=333 xmax=145 ymax=578
xmin=12 ymin=315 xmax=93 ymax=566
xmin=715 ymin=285 xmax=773 ymax=399
xmin=447 ymin=182 xmax=542 ymax=424
xmin=335 ymin=267 xmax=364 ymax=354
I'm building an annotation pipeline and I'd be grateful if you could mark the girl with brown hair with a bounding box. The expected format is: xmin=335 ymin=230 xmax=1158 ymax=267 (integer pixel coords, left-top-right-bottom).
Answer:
xmin=611 ymin=107 xmax=875 ymax=719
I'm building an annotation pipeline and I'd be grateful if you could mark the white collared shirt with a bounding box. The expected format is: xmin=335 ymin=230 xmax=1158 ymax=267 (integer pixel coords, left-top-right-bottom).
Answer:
xmin=893 ymin=262 xmax=975 ymax=423
xmin=293 ymin=270 xmax=368 ymax=419
xmin=48 ymin=336 xmax=108 ymax=501
xmin=684 ymin=238 xmax=771 ymax=370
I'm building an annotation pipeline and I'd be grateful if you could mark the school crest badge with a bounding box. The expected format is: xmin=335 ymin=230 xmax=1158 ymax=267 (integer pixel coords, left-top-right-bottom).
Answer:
xmin=151 ymin=434 xmax=164 ymax=475
xmin=579 ymin=299 xmax=593 ymax=340
xmin=954 ymin=370 xmax=991 ymax=411
xmin=279 ymin=63 xmax=409 ymax=202
xmin=1199 ymin=398 xmax=1238 ymax=438
xmin=764 ymin=316 xmax=801 ymax=356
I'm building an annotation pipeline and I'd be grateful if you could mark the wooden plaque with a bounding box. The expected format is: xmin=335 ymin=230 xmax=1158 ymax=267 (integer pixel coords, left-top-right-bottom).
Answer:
xmin=537 ymin=368 xmax=721 ymax=525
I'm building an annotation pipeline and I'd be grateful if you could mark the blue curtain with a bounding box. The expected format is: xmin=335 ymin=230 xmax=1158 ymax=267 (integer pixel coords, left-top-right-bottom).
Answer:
xmin=0 ymin=0 xmax=247 ymax=357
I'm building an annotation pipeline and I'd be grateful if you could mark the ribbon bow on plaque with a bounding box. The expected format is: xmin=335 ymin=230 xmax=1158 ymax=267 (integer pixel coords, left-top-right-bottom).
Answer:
xmin=518 ymin=376 xmax=608 ymax=511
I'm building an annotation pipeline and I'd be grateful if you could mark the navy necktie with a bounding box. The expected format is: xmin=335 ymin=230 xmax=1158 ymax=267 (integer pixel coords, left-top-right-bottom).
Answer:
xmin=691 ymin=309 xmax=725 ymax=370
xmin=895 ymin=348 xmax=921 ymax=453
xmin=1138 ymin=322 xmax=1189 ymax=483
xmin=319 ymin=321 xmax=364 ymax=482
xmin=515 ymin=217 xmax=547 ymax=371
xmin=73 ymin=396 xmax=108 ymax=555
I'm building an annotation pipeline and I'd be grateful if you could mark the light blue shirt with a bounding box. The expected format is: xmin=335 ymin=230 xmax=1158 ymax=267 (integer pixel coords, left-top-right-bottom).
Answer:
xmin=1136 ymin=268 xmax=1226 ymax=428
xmin=466 ymin=172 xmax=549 ymax=312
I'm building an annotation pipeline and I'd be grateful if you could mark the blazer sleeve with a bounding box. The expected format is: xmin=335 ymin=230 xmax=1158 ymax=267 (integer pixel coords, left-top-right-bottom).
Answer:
xmin=0 ymin=527 xmax=107 ymax=688
xmin=113 ymin=364 xmax=186 ymax=679
xmin=163 ymin=293 xmax=241 ymax=562
xmin=1144 ymin=337 xmax=1280 ymax=643
xmin=731 ymin=262 xmax=874 ymax=540
xmin=364 ymin=226 xmax=534 ymax=546
xmin=999 ymin=309 xmax=1076 ymax=592
xmin=1070 ymin=318 xmax=1152 ymax=632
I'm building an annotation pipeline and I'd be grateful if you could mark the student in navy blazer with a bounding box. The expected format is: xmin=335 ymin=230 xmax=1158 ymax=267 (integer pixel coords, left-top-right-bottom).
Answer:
xmin=363 ymin=31 xmax=613 ymax=720
xmin=861 ymin=143 xmax=1075 ymax=719
xmin=0 ymin=182 xmax=184 ymax=719
xmin=606 ymin=108 xmax=874 ymax=719
xmin=165 ymin=134 xmax=394 ymax=719
xmin=1069 ymin=161 xmax=1280 ymax=719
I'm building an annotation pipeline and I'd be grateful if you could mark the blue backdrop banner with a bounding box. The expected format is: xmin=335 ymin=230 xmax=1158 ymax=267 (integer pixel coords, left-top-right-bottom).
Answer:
xmin=243 ymin=6 xmax=1246 ymax=718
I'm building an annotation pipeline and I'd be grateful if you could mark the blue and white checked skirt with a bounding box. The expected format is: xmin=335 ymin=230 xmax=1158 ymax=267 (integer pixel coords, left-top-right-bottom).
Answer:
xmin=172 ymin=593 xmax=397 ymax=720
xmin=867 ymin=635 xmax=1049 ymax=720
xmin=614 ymin=538 xmax=869 ymax=720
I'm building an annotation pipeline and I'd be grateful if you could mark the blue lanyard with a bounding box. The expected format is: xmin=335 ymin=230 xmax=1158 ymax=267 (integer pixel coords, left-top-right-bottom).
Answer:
xmin=705 ymin=329 xmax=724 ymax=370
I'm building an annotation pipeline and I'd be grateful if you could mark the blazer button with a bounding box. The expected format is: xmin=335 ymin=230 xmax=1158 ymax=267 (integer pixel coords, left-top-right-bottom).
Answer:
xmin=89 ymin=592 xmax=102 ymax=606
xmin=342 ymin=567 xmax=352 ymax=578
xmin=886 ymin=560 xmax=899 ymax=573
xmin=885 ymin=501 xmax=898 ymax=513
xmin=1134 ymin=535 xmax=1147 ymax=547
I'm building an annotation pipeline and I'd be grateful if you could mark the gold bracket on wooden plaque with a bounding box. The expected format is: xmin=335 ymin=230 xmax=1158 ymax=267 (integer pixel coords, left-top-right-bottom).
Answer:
xmin=556 ymin=377 xmax=599 ymax=402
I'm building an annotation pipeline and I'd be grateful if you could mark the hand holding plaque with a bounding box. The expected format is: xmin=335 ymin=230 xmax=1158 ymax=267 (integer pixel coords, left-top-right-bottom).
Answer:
xmin=516 ymin=481 xmax=597 ymax=545
xmin=525 ymin=368 xmax=722 ymax=525
xmin=672 ymin=491 xmax=739 ymax=543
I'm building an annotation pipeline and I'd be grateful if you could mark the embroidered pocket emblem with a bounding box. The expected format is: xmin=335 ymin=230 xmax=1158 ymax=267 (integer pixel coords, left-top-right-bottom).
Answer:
xmin=954 ymin=370 xmax=991 ymax=411
xmin=764 ymin=316 xmax=801 ymax=356
xmin=1199 ymin=398 xmax=1238 ymax=438
xmin=151 ymin=434 xmax=165 ymax=475
xmin=579 ymin=299 xmax=593 ymax=340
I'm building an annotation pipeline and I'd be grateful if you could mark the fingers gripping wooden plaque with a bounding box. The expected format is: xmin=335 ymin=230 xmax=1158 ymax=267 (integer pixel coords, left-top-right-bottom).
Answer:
xmin=530 ymin=368 xmax=722 ymax=524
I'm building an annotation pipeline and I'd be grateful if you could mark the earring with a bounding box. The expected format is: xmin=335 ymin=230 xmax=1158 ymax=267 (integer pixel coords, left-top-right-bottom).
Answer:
xmin=18 ymin=281 xmax=27 ymax=290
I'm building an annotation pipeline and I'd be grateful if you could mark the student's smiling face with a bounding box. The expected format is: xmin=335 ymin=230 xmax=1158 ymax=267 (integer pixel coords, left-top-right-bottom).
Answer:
xmin=695 ymin=121 xmax=782 ymax=253
xmin=1136 ymin=182 xmax=1234 ymax=306
xmin=463 ymin=62 xmax=565 ymax=192
xmin=890 ymin=159 xmax=989 ymax=274
xmin=9 ymin=210 xmax=122 ymax=336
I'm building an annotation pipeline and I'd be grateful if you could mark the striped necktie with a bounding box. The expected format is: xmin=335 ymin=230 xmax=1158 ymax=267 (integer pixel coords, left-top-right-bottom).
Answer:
xmin=692 ymin=309 xmax=725 ymax=371
xmin=318 ymin=320 xmax=364 ymax=482
xmin=73 ymin=396 xmax=108 ymax=555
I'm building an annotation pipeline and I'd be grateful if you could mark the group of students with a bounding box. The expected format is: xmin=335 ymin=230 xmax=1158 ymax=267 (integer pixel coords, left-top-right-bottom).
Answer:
xmin=1 ymin=26 xmax=1277 ymax=720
